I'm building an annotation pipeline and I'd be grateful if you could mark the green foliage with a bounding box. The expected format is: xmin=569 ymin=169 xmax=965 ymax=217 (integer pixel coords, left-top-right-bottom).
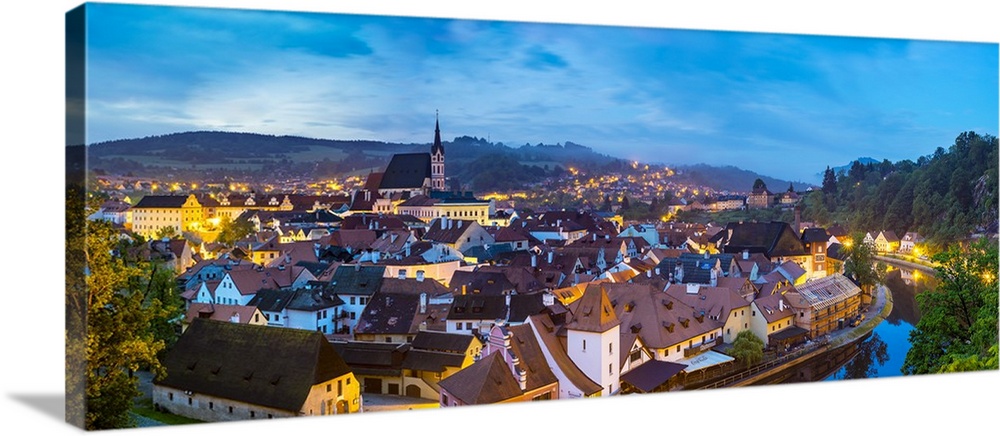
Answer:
xmin=154 ymin=225 xmax=178 ymax=240
xmin=731 ymin=330 xmax=765 ymax=366
xmin=82 ymin=219 xmax=176 ymax=429
xmin=216 ymin=215 xmax=256 ymax=247
xmin=903 ymin=238 xmax=999 ymax=375
xmin=841 ymin=233 xmax=881 ymax=300
xmin=826 ymin=132 xmax=998 ymax=247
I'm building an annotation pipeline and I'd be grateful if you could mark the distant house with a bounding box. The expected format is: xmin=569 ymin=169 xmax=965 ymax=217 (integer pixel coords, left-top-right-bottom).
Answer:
xmin=401 ymin=331 xmax=483 ymax=400
xmin=874 ymin=230 xmax=900 ymax=253
xmin=664 ymin=283 xmax=752 ymax=344
xmin=747 ymin=183 xmax=774 ymax=209
xmin=423 ymin=217 xmax=495 ymax=255
xmin=322 ymin=265 xmax=386 ymax=334
xmin=899 ymin=232 xmax=925 ymax=254
xmin=800 ymin=228 xmax=831 ymax=280
xmin=749 ymin=292 xmax=802 ymax=349
xmin=153 ymin=318 xmax=361 ymax=421
xmin=131 ymin=194 xmax=204 ymax=238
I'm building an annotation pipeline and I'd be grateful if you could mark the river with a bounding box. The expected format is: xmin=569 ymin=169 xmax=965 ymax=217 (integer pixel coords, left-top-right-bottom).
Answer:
xmin=747 ymin=265 xmax=939 ymax=385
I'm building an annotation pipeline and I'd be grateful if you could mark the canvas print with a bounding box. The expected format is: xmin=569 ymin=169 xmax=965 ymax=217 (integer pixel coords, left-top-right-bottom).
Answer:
xmin=65 ymin=1 xmax=1000 ymax=431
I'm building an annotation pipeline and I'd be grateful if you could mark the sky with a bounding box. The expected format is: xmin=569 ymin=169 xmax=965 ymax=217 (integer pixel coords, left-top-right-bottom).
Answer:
xmin=77 ymin=3 xmax=998 ymax=183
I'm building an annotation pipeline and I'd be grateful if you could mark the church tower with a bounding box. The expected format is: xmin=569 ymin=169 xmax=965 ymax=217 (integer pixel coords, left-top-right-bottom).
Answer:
xmin=431 ymin=113 xmax=446 ymax=192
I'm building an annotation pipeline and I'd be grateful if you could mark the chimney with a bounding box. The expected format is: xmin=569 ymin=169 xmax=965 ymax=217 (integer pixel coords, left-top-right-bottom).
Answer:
xmin=441 ymin=218 xmax=447 ymax=230
xmin=710 ymin=269 xmax=718 ymax=287
xmin=457 ymin=220 xmax=463 ymax=229
xmin=779 ymin=299 xmax=785 ymax=312
xmin=230 ymin=312 xmax=240 ymax=323
xmin=416 ymin=270 xmax=425 ymax=282
xmin=398 ymin=270 xmax=406 ymax=280
xmin=390 ymin=233 xmax=397 ymax=244
xmin=547 ymin=251 xmax=554 ymax=264
xmin=605 ymin=234 xmax=610 ymax=240
xmin=794 ymin=206 xmax=802 ymax=235
xmin=704 ymin=251 xmax=709 ymax=259
xmin=531 ymin=254 xmax=537 ymax=268
xmin=518 ymin=368 xmax=527 ymax=391
xmin=646 ymin=270 xmax=652 ymax=278
xmin=405 ymin=242 xmax=411 ymax=257
xmin=655 ymin=267 xmax=661 ymax=276
xmin=355 ymin=263 xmax=360 ymax=271
xmin=420 ymin=293 xmax=427 ymax=314
xmin=686 ymin=283 xmax=700 ymax=294
xmin=542 ymin=293 xmax=554 ymax=306
xmin=743 ymin=249 xmax=749 ymax=260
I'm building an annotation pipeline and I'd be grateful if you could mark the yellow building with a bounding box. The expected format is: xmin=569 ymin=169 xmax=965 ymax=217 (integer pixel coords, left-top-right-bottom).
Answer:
xmin=131 ymin=194 xmax=204 ymax=238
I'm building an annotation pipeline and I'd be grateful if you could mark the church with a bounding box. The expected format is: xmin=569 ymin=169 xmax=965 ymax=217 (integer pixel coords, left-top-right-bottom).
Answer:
xmin=374 ymin=115 xmax=447 ymax=197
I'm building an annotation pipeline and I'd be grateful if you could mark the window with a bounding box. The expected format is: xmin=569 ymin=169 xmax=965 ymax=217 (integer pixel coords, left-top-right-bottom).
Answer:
xmin=188 ymin=397 xmax=192 ymax=405
xmin=466 ymin=322 xmax=472 ymax=330
xmin=385 ymin=337 xmax=392 ymax=343
xmin=168 ymin=393 xmax=173 ymax=401
xmin=209 ymin=402 xmax=214 ymax=410
xmin=276 ymin=315 xmax=280 ymax=321
xmin=582 ymin=339 xmax=587 ymax=351
xmin=338 ymin=380 xmax=343 ymax=396
xmin=630 ymin=349 xmax=642 ymax=362
xmin=350 ymin=312 xmax=356 ymax=320
xmin=250 ymin=411 xmax=255 ymax=418
xmin=229 ymin=406 xmax=233 ymax=414
xmin=609 ymin=363 xmax=613 ymax=375
xmin=752 ymin=311 xmax=756 ymax=316
xmin=456 ymin=322 xmax=463 ymax=331
xmin=676 ymin=345 xmax=680 ymax=352
xmin=347 ymin=378 xmax=351 ymax=385
xmin=350 ymin=297 xmax=356 ymax=305
xmin=609 ymin=342 xmax=613 ymax=355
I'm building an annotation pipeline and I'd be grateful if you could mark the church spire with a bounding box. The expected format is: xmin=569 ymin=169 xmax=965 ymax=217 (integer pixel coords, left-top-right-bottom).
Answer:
xmin=431 ymin=111 xmax=445 ymax=191
xmin=432 ymin=110 xmax=444 ymax=156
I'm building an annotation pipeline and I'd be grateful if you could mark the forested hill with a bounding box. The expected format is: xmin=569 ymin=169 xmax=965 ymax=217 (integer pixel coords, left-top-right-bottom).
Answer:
xmin=801 ymin=131 xmax=998 ymax=248
xmin=86 ymin=131 xmax=801 ymax=193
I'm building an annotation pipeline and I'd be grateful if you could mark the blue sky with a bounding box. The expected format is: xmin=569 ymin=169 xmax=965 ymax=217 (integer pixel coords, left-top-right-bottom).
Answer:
xmin=81 ymin=3 xmax=998 ymax=183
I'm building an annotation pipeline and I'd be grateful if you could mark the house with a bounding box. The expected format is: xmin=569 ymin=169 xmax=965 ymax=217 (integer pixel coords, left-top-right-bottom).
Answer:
xmin=748 ymin=292 xmax=803 ymax=349
xmin=874 ymin=230 xmax=900 ymax=253
xmin=782 ymin=274 xmax=862 ymax=338
xmin=284 ymin=289 xmax=346 ymax=335
xmin=564 ymin=284 xmax=623 ymax=396
xmin=153 ymin=318 xmax=361 ymax=421
xmin=746 ymin=182 xmax=774 ymax=209
xmin=524 ymin=314 xmax=604 ymax=399
xmin=329 ymin=341 xmax=409 ymax=397
xmin=438 ymin=322 xmax=558 ymax=406
xmin=401 ymin=331 xmax=483 ymax=400
xmin=353 ymin=280 xmax=451 ymax=343
xmin=664 ymin=283 xmax=752 ymax=344
xmin=422 ymin=217 xmax=495 ymax=255
xmin=131 ymin=194 xmax=204 ymax=238
xmin=899 ymin=232 xmax=925 ymax=254
xmin=800 ymin=228 xmax=832 ymax=279
xmin=321 ymin=265 xmax=386 ymax=334
xmin=713 ymin=221 xmax=812 ymax=271
xmin=181 ymin=303 xmax=267 ymax=332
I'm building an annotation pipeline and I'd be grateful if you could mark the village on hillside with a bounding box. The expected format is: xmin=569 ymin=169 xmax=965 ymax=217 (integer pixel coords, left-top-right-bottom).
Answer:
xmin=86 ymin=119 xmax=936 ymax=422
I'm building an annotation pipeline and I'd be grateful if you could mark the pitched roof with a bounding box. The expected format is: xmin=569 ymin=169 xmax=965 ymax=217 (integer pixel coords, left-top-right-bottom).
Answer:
xmin=664 ymin=284 xmax=751 ymax=322
xmin=718 ymin=221 xmax=808 ymax=257
xmin=354 ymin=292 xmax=421 ymax=335
xmin=752 ymin=292 xmax=796 ymax=323
xmin=602 ymin=283 xmax=724 ymax=349
xmin=183 ymin=303 xmax=261 ymax=325
xmin=448 ymin=294 xmax=508 ymax=321
xmin=380 ymin=153 xmax=431 ymax=189
xmin=438 ymin=352 xmax=524 ymax=405
xmin=566 ymin=283 xmax=621 ymax=333
xmin=527 ymin=314 xmax=602 ymax=395
xmin=226 ymin=269 xmax=282 ymax=295
xmin=325 ymin=265 xmax=386 ymax=297
xmin=423 ymin=218 xmax=481 ymax=244
xmin=783 ymin=274 xmax=862 ymax=311
xmin=285 ymin=289 xmax=346 ymax=312
xmin=157 ymin=318 xmax=352 ymax=412
xmin=247 ymin=289 xmax=297 ymax=312
xmin=449 ymin=270 xmax=517 ymax=295
xmin=329 ymin=341 xmax=407 ymax=377
xmin=800 ymin=228 xmax=831 ymax=243
xmin=508 ymin=323 xmax=560 ymax=390
xmin=410 ymin=331 xmax=478 ymax=354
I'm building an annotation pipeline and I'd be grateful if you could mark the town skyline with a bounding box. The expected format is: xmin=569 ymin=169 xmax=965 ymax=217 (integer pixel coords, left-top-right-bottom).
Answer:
xmin=78 ymin=3 xmax=997 ymax=183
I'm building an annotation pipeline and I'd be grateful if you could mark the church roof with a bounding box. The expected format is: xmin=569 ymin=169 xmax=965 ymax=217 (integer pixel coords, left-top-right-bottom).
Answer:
xmin=380 ymin=153 xmax=431 ymax=190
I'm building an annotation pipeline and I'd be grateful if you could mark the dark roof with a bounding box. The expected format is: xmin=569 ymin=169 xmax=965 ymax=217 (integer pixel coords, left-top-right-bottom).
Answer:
xmin=718 ymin=221 xmax=808 ymax=257
xmin=449 ymin=270 xmax=517 ymax=295
xmin=801 ymin=228 xmax=831 ymax=243
xmin=380 ymin=153 xmax=431 ymax=189
xmin=423 ymin=218 xmax=480 ymax=244
xmin=431 ymin=118 xmax=445 ymax=156
xmin=157 ymin=319 xmax=352 ymax=412
xmin=508 ymin=294 xmax=548 ymax=324
xmin=438 ymin=352 xmax=523 ymax=405
xmin=769 ymin=326 xmax=809 ymax=341
xmin=353 ymin=292 xmax=426 ymax=335
xmin=448 ymin=295 xmax=508 ymax=321
xmin=134 ymin=195 xmax=189 ymax=208
xmin=619 ymin=359 xmax=687 ymax=392
xmin=401 ymin=349 xmax=466 ymax=372
xmin=285 ymin=289 xmax=345 ymax=312
xmin=411 ymin=331 xmax=477 ymax=354
xmin=247 ymin=289 xmax=297 ymax=312
xmin=330 ymin=341 xmax=407 ymax=377
xmin=827 ymin=243 xmax=846 ymax=261
xmin=325 ymin=265 xmax=386 ymax=297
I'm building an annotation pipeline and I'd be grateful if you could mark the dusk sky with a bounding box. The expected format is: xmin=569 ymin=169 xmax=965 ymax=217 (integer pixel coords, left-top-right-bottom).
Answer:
xmin=82 ymin=3 xmax=998 ymax=183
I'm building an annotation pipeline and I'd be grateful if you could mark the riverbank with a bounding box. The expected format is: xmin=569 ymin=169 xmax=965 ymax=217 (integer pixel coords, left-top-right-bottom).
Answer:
xmin=695 ymin=282 xmax=891 ymax=389
xmin=875 ymin=254 xmax=938 ymax=275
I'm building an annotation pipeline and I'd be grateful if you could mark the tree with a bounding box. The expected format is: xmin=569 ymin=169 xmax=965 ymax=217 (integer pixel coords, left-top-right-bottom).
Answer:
xmin=731 ymin=330 xmax=765 ymax=366
xmin=216 ymin=216 xmax=256 ymax=247
xmin=903 ymin=238 xmax=999 ymax=375
xmin=822 ymin=166 xmax=838 ymax=196
xmin=80 ymin=219 xmax=172 ymax=429
xmin=154 ymin=225 xmax=177 ymax=240
xmin=841 ymin=232 xmax=882 ymax=306
xmin=752 ymin=178 xmax=767 ymax=191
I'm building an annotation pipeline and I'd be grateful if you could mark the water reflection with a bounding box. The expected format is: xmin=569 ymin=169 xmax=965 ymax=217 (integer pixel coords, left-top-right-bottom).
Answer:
xmin=750 ymin=265 xmax=937 ymax=384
